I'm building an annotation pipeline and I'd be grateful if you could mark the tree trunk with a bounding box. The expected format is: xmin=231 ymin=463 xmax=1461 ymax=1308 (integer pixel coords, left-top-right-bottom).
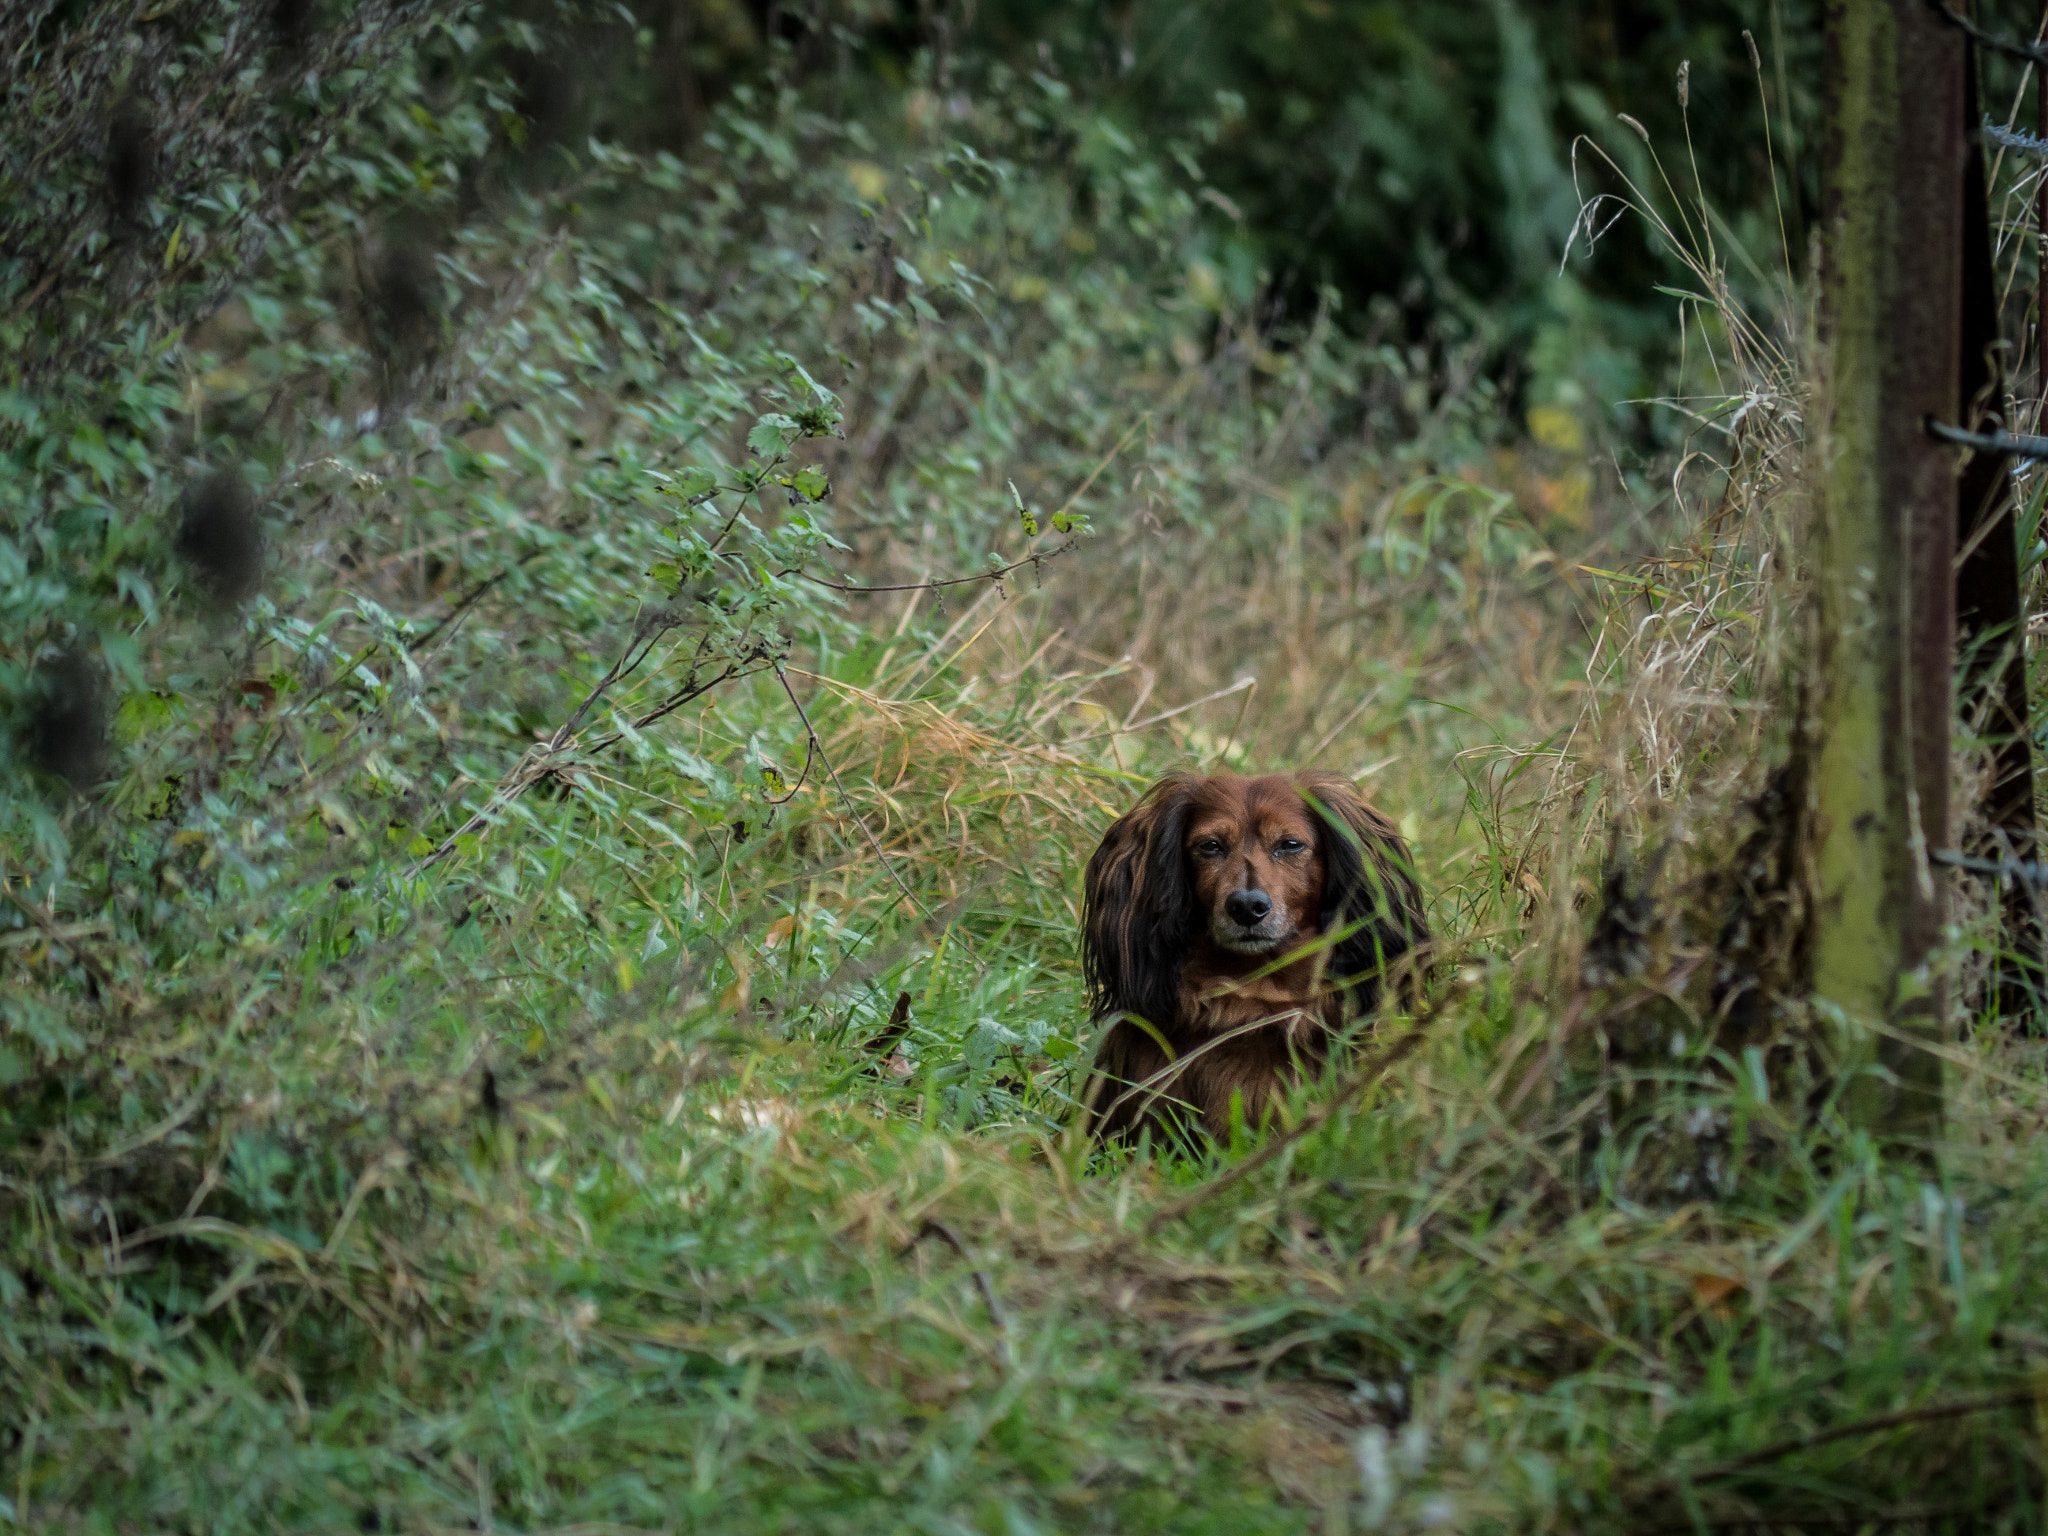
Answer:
xmin=1812 ymin=0 xmax=1965 ymax=1137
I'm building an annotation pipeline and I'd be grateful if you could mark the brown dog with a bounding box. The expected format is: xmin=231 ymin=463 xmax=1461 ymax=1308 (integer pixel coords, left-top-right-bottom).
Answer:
xmin=1079 ymin=771 xmax=1428 ymax=1144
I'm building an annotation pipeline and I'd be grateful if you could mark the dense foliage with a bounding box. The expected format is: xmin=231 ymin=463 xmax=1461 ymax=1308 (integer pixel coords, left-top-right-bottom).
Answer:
xmin=6 ymin=2 xmax=2048 ymax=1532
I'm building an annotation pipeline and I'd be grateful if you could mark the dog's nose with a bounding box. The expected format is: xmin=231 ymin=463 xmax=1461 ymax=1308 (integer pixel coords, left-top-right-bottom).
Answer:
xmin=1224 ymin=889 xmax=1272 ymax=926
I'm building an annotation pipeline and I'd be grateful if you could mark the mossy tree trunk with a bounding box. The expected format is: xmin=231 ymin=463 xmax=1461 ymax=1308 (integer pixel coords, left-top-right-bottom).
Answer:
xmin=1811 ymin=0 xmax=1967 ymax=1136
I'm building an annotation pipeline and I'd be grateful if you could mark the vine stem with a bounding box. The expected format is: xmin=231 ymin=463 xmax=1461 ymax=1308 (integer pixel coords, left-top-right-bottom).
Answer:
xmin=772 ymin=661 xmax=930 ymax=919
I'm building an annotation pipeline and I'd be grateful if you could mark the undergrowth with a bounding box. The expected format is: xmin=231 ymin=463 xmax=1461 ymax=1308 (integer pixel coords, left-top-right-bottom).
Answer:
xmin=6 ymin=6 xmax=2048 ymax=1534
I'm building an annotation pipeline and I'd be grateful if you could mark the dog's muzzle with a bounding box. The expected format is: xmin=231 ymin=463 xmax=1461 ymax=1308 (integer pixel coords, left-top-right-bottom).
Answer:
xmin=1214 ymin=888 xmax=1289 ymax=954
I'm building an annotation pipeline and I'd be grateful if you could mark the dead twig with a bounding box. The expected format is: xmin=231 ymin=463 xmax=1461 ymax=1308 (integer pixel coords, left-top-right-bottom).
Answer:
xmin=1925 ymin=414 xmax=2048 ymax=462
xmin=1633 ymin=1389 xmax=2035 ymax=1501
xmin=1926 ymin=0 xmax=2048 ymax=70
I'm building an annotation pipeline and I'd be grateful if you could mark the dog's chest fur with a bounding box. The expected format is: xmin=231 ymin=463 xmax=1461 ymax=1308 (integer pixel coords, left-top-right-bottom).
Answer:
xmin=1177 ymin=953 xmax=1335 ymax=1047
xmin=1100 ymin=951 xmax=1343 ymax=1141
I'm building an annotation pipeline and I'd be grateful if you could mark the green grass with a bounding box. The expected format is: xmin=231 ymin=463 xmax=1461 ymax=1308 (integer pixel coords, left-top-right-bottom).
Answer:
xmin=13 ymin=563 xmax=2048 ymax=1532
xmin=9 ymin=12 xmax=2048 ymax=1532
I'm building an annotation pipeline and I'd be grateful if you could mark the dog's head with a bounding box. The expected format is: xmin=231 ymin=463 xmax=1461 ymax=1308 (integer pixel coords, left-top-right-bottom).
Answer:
xmin=1181 ymin=774 xmax=1328 ymax=956
xmin=1081 ymin=771 xmax=1428 ymax=1027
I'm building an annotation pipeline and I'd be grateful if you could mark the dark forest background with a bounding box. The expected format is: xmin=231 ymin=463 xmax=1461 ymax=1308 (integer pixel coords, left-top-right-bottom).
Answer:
xmin=519 ymin=0 xmax=1825 ymax=414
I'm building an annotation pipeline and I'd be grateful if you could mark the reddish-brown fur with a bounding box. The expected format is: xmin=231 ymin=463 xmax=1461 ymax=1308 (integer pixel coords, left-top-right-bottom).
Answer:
xmin=1080 ymin=771 xmax=1428 ymax=1144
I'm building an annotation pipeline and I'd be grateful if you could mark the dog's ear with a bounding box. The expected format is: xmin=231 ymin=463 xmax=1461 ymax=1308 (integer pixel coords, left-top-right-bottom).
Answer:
xmin=1296 ymin=771 xmax=1430 ymax=1013
xmin=1082 ymin=775 xmax=1198 ymax=1030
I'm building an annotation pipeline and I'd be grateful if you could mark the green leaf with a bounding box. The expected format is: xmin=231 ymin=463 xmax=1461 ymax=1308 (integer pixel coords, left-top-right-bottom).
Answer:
xmin=1010 ymin=479 xmax=1037 ymax=536
xmin=791 ymin=403 xmax=840 ymax=437
xmin=792 ymin=466 xmax=830 ymax=501
xmin=747 ymin=414 xmax=800 ymax=459
xmin=677 ymin=465 xmax=718 ymax=501
xmin=646 ymin=562 xmax=679 ymax=587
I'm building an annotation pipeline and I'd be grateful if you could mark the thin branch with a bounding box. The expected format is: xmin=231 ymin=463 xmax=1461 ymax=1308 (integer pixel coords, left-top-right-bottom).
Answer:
xmin=404 ymin=619 xmax=703 ymax=878
xmin=1926 ymin=414 xmax=2048 ymax=460
xmin=772 ymin=661 xmax=930 ymax=919
xmin=550 ymin=608 xmax=683 ymax=748
xmin=406 ymin=549 xmax=543 ymax=654
xmin=1932 ymin=847 xmax=2048 ymax=885
xmin=703 ymin=496 xmax=753 ymax=559
xmin=1635 ymin=1390 xmax=2034 ymax=1499
xmin=795 ymin=536 xmax=1079 ymax=595
xmin=582 ymin=663 xmax=743 ymax=752
xmin=1928 ymin=0 xmax=2048 ymax=68
xmin=702 ymin=445 xmax=800 ymax=559
xmin=400 ymin=749 xmax=550 ymax=878
xmin=762 ymin=733 xmax=819 ymax=804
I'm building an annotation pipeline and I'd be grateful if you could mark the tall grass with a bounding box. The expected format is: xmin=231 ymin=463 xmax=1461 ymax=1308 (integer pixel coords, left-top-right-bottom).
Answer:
xmin=8 ymin=15 xmax=2048 ymax=1535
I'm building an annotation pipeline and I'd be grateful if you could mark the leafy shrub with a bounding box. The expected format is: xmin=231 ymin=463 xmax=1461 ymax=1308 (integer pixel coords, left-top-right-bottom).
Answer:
xmin=16 ymin=7 xmax=2039 ymax=1534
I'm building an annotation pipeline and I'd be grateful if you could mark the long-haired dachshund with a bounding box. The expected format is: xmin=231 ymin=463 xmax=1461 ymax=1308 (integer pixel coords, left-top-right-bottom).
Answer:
xmin=1080 ymin=771 xmax=1428 ymax=1143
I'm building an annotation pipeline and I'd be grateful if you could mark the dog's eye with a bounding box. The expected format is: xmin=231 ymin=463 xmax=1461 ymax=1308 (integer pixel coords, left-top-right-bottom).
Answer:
xmin=1274 ymin=837 xmax=1307 ymax=856
xmin=1193 ymin=838 xmax=1225 ymax=857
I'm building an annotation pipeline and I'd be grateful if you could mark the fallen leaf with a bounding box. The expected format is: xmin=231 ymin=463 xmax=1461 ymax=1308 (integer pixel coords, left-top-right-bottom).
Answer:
xmin=1689 ymin=1271 xmax=1743 ymax=1317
